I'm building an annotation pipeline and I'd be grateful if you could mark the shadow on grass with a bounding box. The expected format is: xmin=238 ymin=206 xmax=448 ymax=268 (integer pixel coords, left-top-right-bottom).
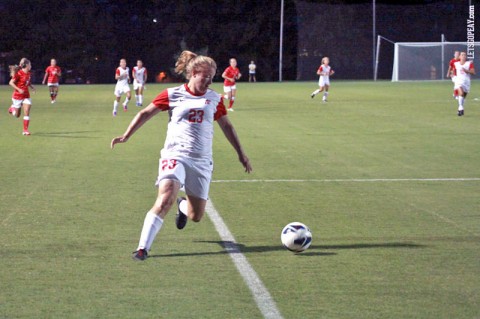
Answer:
xmin=34 ymin=130 xmax=102 ymax=138
xmin=151 ymin=241 xmax=424 ymax=258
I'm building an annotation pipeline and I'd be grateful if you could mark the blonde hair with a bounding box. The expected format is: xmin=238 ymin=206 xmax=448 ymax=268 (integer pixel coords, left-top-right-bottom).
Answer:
xmin=9 ymin=57 xmax=30 ymax=77
xmin=175 ymin=50 xmax=217 ymax=79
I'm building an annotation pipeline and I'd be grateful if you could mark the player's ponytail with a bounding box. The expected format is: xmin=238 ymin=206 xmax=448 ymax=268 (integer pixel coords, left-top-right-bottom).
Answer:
xmin=9 ymin=65 xmax=20 ymax=77
xmin=175 ymin=50 xmax=217 ymax=80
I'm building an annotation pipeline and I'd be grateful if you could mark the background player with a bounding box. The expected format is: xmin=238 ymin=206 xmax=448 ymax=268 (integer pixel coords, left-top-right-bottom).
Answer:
xmin=42 ymin=58 xmax=62 ymax=104
xmin=311 ymin=56 xmax=335 ymax=102
xmin=453 ymin=52 xmax=475 ymax=116
xmin=446 ymin=51 xmax=460 ymax=99
xmin=132 ymin=60 xmax=147 ymax=107
xmin=111 ymin=50 xmax=252 ymax=261
xmin=113 ymin=58 xmax=131 ymax=116
xmin=248 ymin=60 xmax=256 ymax=82
xmin=8 ymin=58 xmax=36 ymax=135
xmin=222 ymin=58 xmax=241 ymax=111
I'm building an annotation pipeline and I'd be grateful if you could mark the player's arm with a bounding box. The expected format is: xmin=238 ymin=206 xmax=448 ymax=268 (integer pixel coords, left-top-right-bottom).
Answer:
xmin=111 ymin=103 xmax=162 ymax=148
xmin=144 ymin=70 xmax=148 ymax=84
xmin=29 ymin=83 xmax=36 ymax=93
xmin=236 ymin=72 xmax=242 ymax=80
xmin=217 ymin=115 xmax=252 ymax=173
xmin=467 ymin=66 xmax=476 ymax=75
xmin=42 ymin=72 xmax=48 ymax=84
xmin=132 ymin=69 xmax=137 ymax=81
xmin=222 ymin=70 xmax=234 ymax=82
xmin=330 ymin=69 xmax=335 ymax=76
xmin=115 ymin=69 xmax=121 ymax=80
xmin=446 ymin=65 xmax=452 ymax=77
xmin=9 ymin=77 xmax=23 ymax=94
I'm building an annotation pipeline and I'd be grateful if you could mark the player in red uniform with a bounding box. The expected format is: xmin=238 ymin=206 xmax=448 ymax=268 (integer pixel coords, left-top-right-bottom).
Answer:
xmin=111 ymin=51 xmax=252 ymax=261
xmin=446 ymin=51 xmax=460 ymax=99
xmin=42 ymin=58 xmax=62 ymax=104
xmin=8 ymin=58 xmax=36 ymax=135
xmin=222 ymin=58 xmax=241 ymax=111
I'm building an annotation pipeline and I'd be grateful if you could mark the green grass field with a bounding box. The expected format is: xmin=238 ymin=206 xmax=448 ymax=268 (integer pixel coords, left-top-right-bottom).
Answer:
xmin=1 ymin=81 xmax=479 ymax=318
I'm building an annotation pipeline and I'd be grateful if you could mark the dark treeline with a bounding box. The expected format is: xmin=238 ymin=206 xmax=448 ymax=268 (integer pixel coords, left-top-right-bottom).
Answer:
xmin=0 ymin=0 xmax=297 ymax=84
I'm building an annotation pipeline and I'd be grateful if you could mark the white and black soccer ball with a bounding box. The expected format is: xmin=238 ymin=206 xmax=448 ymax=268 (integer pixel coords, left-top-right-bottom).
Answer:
xmin=281 ymin=222 xmax=312 ymax=252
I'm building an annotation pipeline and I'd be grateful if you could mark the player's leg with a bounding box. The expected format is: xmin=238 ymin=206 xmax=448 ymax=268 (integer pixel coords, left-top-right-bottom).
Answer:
xmin=457 ymin=86 xmax=465 ymax=116
xmin=113 ymin=89 xmax=121 ymax=116
xmin=53 ymin=85 xmax=59 ymax=102
xmin=134 ymin=88 xmax=140 ymax=106
xmin=176 ymin=158 xmax=212 ymax=229
xmin=323 ymin=84 xmax=330 ymax=102
xmin=49 ymin=85 xmax=55 ymax=102
xmin=223 ymin=86 xmax=231 ymax=101
xmin=133 ymin=159 xmax=186 ymax=260
xmin=229 ymin=88 xmax=236 ymax=110
xmin=9 ymin=99 xmax=22 ymax=117
xmin=138 ymin=85 xmax=144 ymax=106
xmin=123 ymin=90 xmax=131 ymax=110
xmin=22 ymin=100 xmax=32 ymax=135
xmin=133 ymin=179 xmax=182 ymax=260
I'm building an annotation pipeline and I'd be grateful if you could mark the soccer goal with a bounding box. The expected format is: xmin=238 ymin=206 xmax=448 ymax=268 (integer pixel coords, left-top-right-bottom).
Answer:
xmin=391 ymin=41 xmax=480 ymax=81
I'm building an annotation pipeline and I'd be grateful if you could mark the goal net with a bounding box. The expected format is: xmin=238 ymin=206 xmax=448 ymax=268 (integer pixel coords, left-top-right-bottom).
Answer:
xmin=392 ymin=42 xmax=480 ymax=81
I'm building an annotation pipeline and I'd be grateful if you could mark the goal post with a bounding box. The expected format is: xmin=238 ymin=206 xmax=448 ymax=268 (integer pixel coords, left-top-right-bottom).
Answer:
xmin=392 ymin=41 xmax=480 ymax=81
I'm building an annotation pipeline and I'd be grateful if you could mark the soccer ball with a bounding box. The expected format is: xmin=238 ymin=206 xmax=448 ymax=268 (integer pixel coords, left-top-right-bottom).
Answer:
xmin=280 ymin=222 xmax=312 ymax=252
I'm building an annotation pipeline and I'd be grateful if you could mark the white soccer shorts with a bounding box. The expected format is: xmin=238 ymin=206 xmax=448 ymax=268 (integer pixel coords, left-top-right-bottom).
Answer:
xmin=223 ymin=85 xmax=236 ymax=93
xmin=155 ymin=157 xmax=213 ymax=200
xmin=114 ymin=84 xmax=131 ymax=97
xmin=12 ymin=98 xmax=32 ymax=108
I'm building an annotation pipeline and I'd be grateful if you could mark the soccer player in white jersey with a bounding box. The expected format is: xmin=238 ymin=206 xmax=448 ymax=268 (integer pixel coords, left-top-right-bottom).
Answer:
xmin=112 ymin=58 xmax=131 ymax=116
xmin=111 ymin=50 xmax=253 ymax=261
xmin=453 ymin=52 xmax=475 ymax=116
xmin=132 ymin=60 xmax=147 ymax=107
xmin=311 ymin=57 xmax=335 ymax=102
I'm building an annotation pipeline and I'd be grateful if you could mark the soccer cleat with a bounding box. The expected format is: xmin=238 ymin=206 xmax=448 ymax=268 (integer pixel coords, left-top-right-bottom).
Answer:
xmin=51 ymin=100 xmax=56 ymax=104
xmin=457 ymin=110 xmax=464 ymax=116
xmin=123 ymin=104 xmax=128 ymax=111
xmin=311 ymin=93 xmax=315 ymax=99
xmin=8 ymin=107 xmax=13 ymax=114
xmin=22 ymin=130 xmax=31 ymax=136
xmin=132 ymin=249 xmax=148 ymax=261
xmin=113 ymin=110 xmax=117 ymax=117
xmin=175 ymin=197 xmax=188 ymax=230
xmin=228 ymin=108 xmax=234 ymax=112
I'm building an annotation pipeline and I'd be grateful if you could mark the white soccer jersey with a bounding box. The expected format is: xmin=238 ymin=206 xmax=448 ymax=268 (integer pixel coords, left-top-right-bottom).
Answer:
xmin=152 ymin=84 xmax=227 ymax=159
xmin=454 ymin=60 xmax=474 ymax=92
xmin=318 ymin=64 xmax=331 ymax=86
xmin=115 ymin=67 xmax=130 ymax=86
xmin=133 ymin=66 xmax=147 ymax=84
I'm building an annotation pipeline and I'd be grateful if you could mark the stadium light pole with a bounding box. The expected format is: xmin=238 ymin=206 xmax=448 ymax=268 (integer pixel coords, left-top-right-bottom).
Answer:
xmin=279 ymin=0 xmax=284 ymax=82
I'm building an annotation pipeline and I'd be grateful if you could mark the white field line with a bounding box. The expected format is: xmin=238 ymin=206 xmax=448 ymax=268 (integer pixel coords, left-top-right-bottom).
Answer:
xmin=212 ymin=178 xmax=480 ymax=183
xmin=206 ymin=200 xmax=283 ymax=319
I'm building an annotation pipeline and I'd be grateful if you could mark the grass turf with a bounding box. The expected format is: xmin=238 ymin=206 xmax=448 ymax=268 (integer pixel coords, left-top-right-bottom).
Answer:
xmin=0 ymin=81 xmax=479 ymax=318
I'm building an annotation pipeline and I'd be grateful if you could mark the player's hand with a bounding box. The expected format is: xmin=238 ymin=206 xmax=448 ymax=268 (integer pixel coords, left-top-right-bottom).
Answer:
xmin=240 ymin=154 xmax=252 ymax=173
xmin=111 ymin=136 xmax=129 ymax=149
xmin=17 ymin=89 xmax=24 ymax=94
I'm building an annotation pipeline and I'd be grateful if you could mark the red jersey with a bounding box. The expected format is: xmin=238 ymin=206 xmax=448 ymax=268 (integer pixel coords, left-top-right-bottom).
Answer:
xmin=11 ymin=69 xmax=32 ymax=99
xmin=45 ymin=65 xmax=61 ymax=83
xmin=449 ymin=58 xmax=460 ymax=76
xmin=223 ymin=66 xmax=240 ymax=86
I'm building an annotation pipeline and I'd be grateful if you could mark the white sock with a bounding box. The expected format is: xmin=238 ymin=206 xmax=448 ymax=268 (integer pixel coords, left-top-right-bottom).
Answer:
xmin=123 ymin=98 xmax=130 ymax=106
xmin=135 ymin=95 xmax=139 ymax=104
xmin=458 ymin=97 xmax=464 ymax=110
xmin=223 ymin=94 xmax=229 ymax=100
xmin=139 ymin=95 xmax=143 ymax=105
xmin=312 ymin=89 xmax=320 ymax=95
xmin=324 ymin=92 xmax=329 ymax=97
xmin=179 ymin=199 xmax=188 ymax=216
xmin=137 ymin=211 xmax=164 ymax=251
